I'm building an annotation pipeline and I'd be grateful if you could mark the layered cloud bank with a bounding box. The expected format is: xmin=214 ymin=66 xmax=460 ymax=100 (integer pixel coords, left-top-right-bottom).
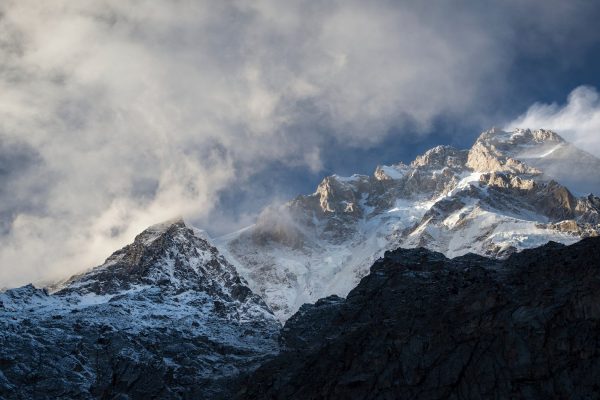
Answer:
xmin=1 ymin=0 xmax=599 ymax=287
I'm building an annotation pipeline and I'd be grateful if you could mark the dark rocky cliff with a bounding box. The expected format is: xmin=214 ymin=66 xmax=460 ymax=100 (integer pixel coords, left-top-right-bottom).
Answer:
xmin=237 ymin=237 xmax=600 ymax=399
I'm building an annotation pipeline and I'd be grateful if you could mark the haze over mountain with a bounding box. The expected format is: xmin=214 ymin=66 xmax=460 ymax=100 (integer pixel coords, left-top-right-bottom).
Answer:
xmin=5 ymin=127 xmax=599 ymax=321
xmin=3 ymin=126 xmax=600 ymax=398
xmin=2 ymin=0 xmax=600 ymax=290
xmin=221 ymin=128 xmax=600 ymax=319
xmin=3 ymin=2 xmax=600 ymax=399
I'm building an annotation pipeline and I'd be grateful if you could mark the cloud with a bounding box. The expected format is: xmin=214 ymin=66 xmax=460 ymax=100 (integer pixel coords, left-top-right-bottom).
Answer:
xmin=506 ymin=86 xmax=600 ymax=157
xmin=0 ymin=0 xmax=599 ymax=287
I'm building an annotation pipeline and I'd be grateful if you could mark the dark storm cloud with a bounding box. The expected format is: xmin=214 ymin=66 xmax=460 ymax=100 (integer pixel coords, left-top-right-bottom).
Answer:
xmin=0 ymin=0 xmax=599 ymax=287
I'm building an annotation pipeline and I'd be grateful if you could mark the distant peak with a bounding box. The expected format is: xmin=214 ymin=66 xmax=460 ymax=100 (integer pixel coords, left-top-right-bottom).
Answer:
xmin=416 ymin=144 xmax=460 ymax=160
xmin=147 ymin=216 xmax=186 ymax=231
xmin=410 ymin=145 xmax=467 ymax=169
xmin=134 ymin=217 xmax=189 ymax=247
xmin=476 ymin=128 xmax=565 ymax=146
xmin=530 ymin=129 xmax=565 ymax=143
xmin=508 ymin=128 xmax=565 ymax=144
xmin=58 ymin=217 xmax=225 ymax=296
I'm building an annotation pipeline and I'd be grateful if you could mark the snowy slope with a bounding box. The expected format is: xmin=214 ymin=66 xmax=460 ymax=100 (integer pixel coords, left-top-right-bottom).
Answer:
xmin=221 ymin=128 xmax=600 ymax=321
xmin=5 ymin=127 xmax=599 ymax=396
xmin=0 ymin=218 xmax=280 ymax=399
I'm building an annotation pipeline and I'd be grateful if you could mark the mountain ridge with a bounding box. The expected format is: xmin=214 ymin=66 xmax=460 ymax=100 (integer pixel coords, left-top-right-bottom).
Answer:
xmin=3 ymin=127 xmax=600 ymax=398
xmin=222 ymin=128 xmax=600 ymax=320
xmin=27 ymin=127 xmax=600 ymax=322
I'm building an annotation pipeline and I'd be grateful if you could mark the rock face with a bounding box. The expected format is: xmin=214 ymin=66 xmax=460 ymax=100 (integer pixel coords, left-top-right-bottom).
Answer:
xmin=0 ymin=219 xmax=280 ymax=399
xmin=237 ymin=236 xmax=600 ymax=400
xmin=222 ymin=128 xmax=600 ymax=320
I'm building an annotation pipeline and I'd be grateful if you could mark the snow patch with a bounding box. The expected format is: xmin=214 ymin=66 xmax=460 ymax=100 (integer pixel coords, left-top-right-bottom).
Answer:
xmin=379 ymin=165 xmax=406 ymax=180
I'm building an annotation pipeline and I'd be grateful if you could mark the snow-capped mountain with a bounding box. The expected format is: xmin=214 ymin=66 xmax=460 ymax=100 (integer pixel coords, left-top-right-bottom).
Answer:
xmin=222 ymin=128 xmax=600 ymax=320
xmin=0 ymin=219 xmax=279 ymax=399
xmin=3 ymin=127 xmax=600 ymax=398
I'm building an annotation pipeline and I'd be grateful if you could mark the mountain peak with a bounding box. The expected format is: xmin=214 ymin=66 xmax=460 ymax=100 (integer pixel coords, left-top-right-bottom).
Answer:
xmin=529 ymin=128 xmax=565 ymax=143
xmin=148 ymin=216 xmax=186 ymax=230
xmin=132 ymin=216 xmax=188 ymax=246
xmin=476 ymin=128 xmax=565 ymax=147
xmin=1 ymin=222 xmax=280 ymax=399
xmin=59 ymin=218 xmax=246 ymax=297
xmin=410 ymin=145 xmax=467 ymax=169
xmin=225 ymin=126 xmax=600 ymax=320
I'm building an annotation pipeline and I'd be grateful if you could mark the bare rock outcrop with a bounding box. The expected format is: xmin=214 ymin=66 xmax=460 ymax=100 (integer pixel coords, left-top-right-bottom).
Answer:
xmin=237 ymin=237 xmax=600 ymax=400
xmin=226 ymin=128 xmax=600 ymax=321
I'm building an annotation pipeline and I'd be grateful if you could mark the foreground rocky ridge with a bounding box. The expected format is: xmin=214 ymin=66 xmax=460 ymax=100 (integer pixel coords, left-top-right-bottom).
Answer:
xmin=223 ymin=128 xmax=600 ymax=320
xmin=238 ymin=236 xmax=600 ymax=399
xmin=0 ymin=219 xmax=279 ymax=399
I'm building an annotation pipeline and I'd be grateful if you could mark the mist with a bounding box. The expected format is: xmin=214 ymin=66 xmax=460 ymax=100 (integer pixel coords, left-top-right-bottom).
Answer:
xmin=506 ymin=86 xmax=600 ymax=158
xmin=1 ymin=0 xmax=600 ymax=288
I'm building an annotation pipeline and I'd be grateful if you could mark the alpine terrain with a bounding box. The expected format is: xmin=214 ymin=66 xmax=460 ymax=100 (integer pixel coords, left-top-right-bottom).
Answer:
xmin=2 ymin=128 xmax=600 ymax=399
xmin=222 ymin=128 xmax=600 ymax=320
xmin=0 ymin=219 xmax=279 ymax=399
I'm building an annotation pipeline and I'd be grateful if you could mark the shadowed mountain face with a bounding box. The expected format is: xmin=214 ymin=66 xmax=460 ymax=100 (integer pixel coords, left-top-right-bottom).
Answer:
xmin=237 ymin=237 xmax=600 ymax=400
xmin=223 ymin=128 xmax=600 ymax=320
xmin=0 ymin=219 xmax=280 ymax=399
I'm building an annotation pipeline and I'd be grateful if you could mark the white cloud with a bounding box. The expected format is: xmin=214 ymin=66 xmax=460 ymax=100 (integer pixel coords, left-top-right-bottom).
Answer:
xmin=0 ymin=0 xmax=598 ymax=287
xmin=506 ymin=86 xmax=600 ymax=157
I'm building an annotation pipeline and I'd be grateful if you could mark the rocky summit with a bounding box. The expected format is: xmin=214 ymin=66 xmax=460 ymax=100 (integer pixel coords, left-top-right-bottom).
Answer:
xmin=237 ymin=236 xmax=600 ymax=400
xmin=2 ymin=127 xmax=600 ymax=400
xmin=222 ymin=128 xmax=600 ymax=320
xmin=0 ymin=219 xmax=280 ymax=399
